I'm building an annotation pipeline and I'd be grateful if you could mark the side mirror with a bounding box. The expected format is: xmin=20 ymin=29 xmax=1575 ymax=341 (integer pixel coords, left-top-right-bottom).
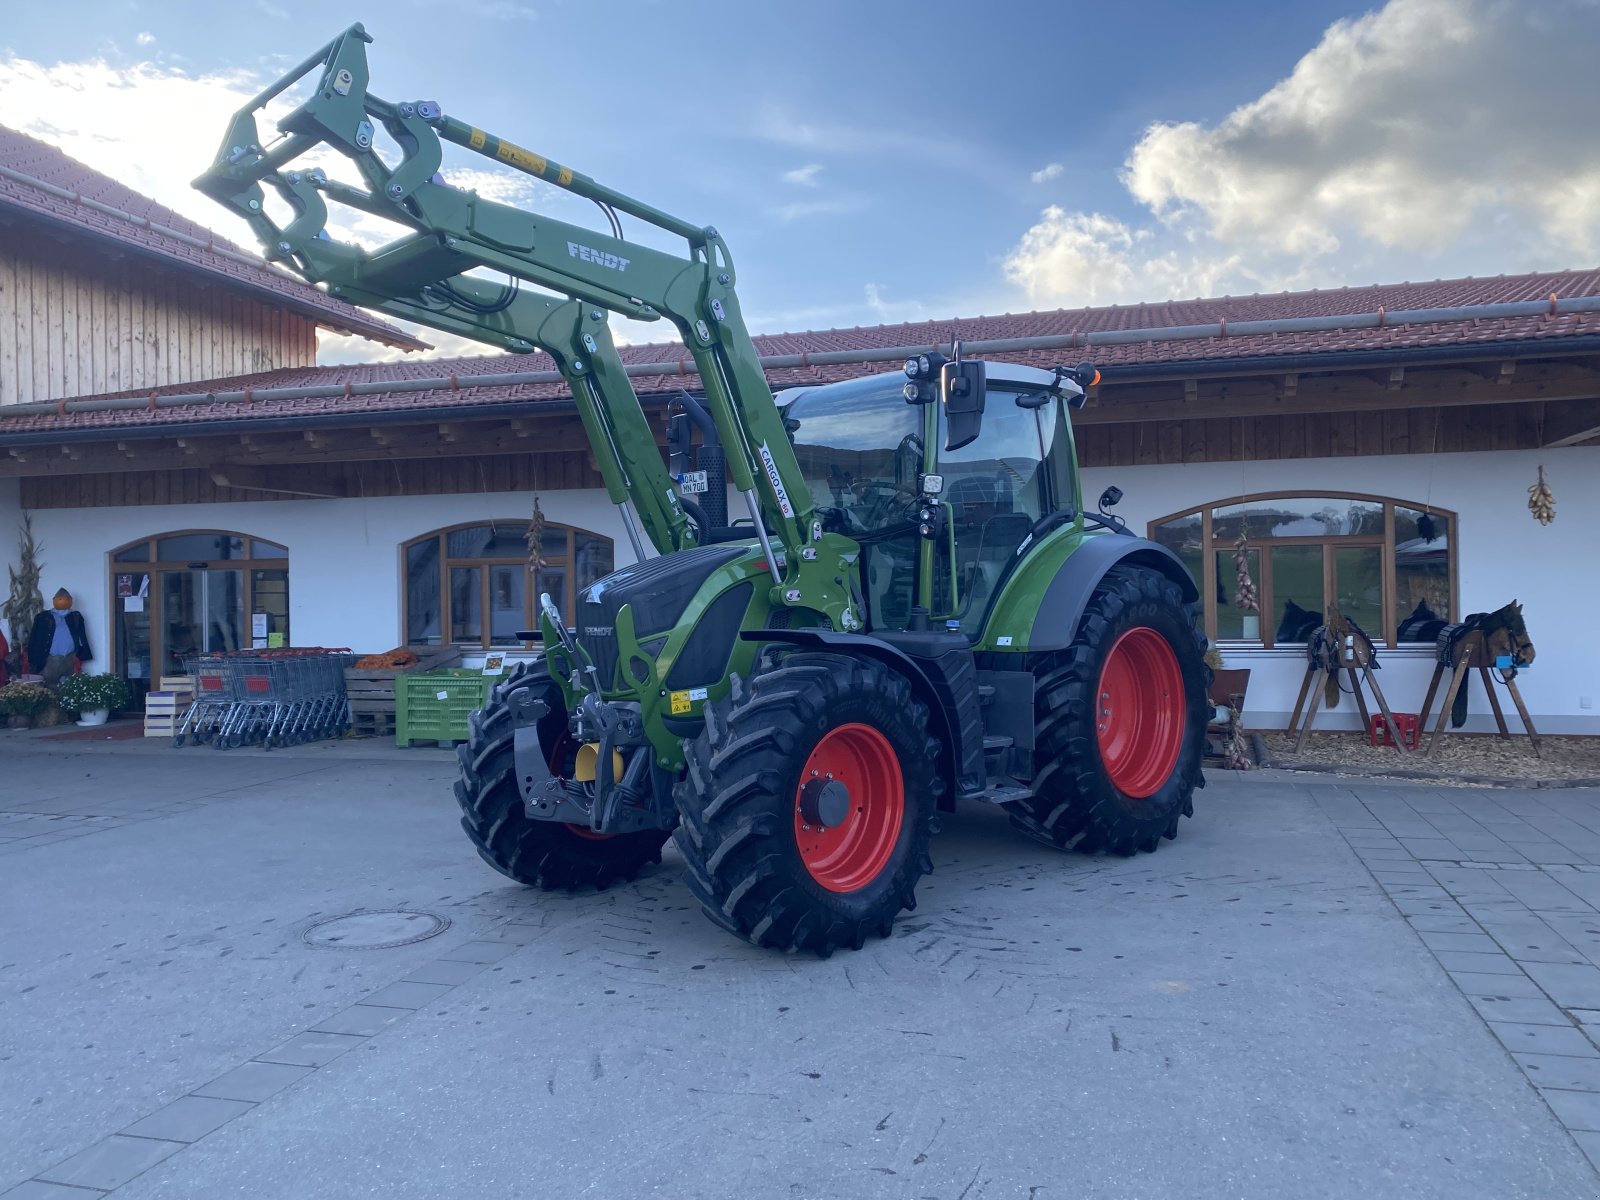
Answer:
xmin=665 ymin=409 xmax=693 ymax=476
xmin=1098 ymin=485 xmax=1123 ymax=511
xmin=941 ymin=360 xmax=987 ymax=452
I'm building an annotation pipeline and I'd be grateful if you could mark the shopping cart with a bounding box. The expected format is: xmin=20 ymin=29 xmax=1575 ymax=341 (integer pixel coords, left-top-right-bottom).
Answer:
xmin=174 ymin=648 xmax=353 ymax=750
xmin=173 ymin=656 xmax=230 ymax=748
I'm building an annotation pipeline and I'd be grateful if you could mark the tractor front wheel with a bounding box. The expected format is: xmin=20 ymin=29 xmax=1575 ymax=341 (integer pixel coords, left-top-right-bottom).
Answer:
xmin=1011 ymin=566 xmax=1207 ymax=855
xmin=454 ymin=662 xmax=670 ymax=891
xmin=674 ymin=653 xmax=941 ymax=955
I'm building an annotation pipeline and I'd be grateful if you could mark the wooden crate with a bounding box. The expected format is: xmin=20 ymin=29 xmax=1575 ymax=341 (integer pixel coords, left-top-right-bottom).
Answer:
xmin=144 ymin=689 xmax=192 ymax=737
xmin=350 ymin=710 xmax=397 ymax=739
xmin=344 ymin=646 xmax=463 ymax=722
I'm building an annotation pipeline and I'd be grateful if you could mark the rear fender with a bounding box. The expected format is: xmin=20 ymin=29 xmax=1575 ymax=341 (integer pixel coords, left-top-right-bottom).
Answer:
xmin=982 ymin=531 xmax=1199 ymax=654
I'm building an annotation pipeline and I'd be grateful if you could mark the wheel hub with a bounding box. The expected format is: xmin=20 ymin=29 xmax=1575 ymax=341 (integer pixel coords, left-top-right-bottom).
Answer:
xmin=1095 ymin=626 xmax=1185 ymax=799
xmin=793 ymin=722 xmax=905 ymax=893
xmin=798 ymin=777 xmax=851 ymax=829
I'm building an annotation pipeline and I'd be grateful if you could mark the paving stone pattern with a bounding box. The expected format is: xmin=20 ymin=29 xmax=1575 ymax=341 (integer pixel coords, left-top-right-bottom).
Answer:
xmin=1313 ymin=782 xmax=1600 ymax=1171
xmin=6 ymin=742 xmax=1599 ymax=1199
xmin=7 ymin=918 xmax=541 ymax=1197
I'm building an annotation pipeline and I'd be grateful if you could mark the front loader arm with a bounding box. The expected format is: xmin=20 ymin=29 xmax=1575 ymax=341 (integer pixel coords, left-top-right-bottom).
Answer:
xmin=194 ymin=24 xmax=859 ymax=632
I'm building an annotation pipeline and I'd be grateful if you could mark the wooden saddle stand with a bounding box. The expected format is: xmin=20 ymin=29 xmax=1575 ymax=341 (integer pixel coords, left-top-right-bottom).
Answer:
xmin=1416 ymin=628 xmax=1542 ymax=760
xmin=1286 ymin=609 xmax=1412 ymax=754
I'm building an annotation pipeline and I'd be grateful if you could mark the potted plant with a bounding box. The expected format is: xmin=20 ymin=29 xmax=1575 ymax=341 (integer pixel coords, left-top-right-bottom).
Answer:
xmin=0 ymin=680 xmax=54 ymax=729
xmin=56 ymin=673 xmax=132 ymax=727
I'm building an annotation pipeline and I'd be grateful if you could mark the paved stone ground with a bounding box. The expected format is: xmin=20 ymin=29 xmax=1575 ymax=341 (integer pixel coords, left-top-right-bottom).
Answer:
xmin=2 ymin=734 xmax=1600 ymax=1198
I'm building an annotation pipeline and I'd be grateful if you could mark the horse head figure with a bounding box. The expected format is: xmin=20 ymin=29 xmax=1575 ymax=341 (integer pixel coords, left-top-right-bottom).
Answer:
xmin=1483 ymin=599 xmax=1535 ymax=668
xmin=1441 ymin=600 xmax=1534 ymax=726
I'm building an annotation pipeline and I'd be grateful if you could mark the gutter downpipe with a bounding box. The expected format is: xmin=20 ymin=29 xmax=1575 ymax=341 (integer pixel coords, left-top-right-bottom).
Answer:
xmin=2 ymin=295 xmax=1599 ymax=429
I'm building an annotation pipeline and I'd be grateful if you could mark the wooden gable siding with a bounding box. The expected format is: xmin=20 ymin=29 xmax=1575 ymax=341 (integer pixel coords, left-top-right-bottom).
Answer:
xmin=1075 ymin=402 xmax=1549 ymax=468
xmin=20 ymin=450 xmax=603 ymax=509
xmin=18 ymin=397 xmax=1556 ymax=510
xmin=0 ymin=227 xmax=317 ymax=407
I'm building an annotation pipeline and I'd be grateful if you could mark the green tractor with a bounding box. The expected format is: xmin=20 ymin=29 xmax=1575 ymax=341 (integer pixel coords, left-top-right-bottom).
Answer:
xmin=197 ymin=25 xmax=1209 ymax=955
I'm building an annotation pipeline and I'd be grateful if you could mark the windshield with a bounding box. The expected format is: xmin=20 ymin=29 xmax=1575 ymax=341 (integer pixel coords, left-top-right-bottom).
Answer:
xmin=784 ymin=374 xmax=924 ymax=537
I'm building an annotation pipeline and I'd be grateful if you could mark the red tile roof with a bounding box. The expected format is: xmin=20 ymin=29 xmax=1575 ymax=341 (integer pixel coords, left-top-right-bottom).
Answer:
xmin=2 ymin=267 xmax=1597 ymax=436
xmin=0 ymin=125 xmax=425 ymax=351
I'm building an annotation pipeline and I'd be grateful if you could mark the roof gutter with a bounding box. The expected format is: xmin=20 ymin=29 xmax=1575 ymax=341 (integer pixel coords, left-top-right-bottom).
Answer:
xmin=0 ymin=164 xmax=427 ymax=352
xmin=2 ymin=293 xmax=1599 ymax=432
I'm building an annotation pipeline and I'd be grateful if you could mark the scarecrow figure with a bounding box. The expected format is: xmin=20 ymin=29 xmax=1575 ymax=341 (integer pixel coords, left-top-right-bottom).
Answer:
xmin=28 ymin=588 xmax=92 ymax=688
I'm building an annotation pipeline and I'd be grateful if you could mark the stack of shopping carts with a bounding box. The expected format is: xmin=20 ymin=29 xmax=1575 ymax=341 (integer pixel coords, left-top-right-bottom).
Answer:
xmin=173 ymin=648 xmax=355 ymax=749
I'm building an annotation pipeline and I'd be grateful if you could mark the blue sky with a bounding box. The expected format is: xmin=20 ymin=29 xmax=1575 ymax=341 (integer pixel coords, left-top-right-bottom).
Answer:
xmin=2 ymin=0 xmax=1597 ymax=360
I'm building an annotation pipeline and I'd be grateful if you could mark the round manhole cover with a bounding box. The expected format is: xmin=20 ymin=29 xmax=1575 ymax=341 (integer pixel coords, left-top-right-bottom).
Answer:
xmin=301 ymin=910 xmax=450 ymax=950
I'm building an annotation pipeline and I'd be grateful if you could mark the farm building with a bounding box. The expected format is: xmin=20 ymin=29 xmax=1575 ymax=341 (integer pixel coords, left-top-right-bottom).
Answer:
xmin=1 ymin=126 xmax=1597 ymax=736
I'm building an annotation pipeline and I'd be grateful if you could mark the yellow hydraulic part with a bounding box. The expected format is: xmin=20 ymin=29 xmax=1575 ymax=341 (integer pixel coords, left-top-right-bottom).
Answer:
xmin=574 ymin=743 xmax=625 ymax=783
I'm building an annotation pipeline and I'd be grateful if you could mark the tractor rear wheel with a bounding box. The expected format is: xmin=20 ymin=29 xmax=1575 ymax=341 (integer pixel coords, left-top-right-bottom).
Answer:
xmin=674 ymin=653 xmax=940 ymax=955
xmin=454 ymin=662 xmax=670 ymax=890
xmin=1010 ymin=566 xmax=1207 ymax=855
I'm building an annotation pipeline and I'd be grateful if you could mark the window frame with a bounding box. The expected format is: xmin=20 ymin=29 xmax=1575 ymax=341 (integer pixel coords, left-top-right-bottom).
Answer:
xmin=1147 ymin=491 xmax=1457 ymax=648
xmin=401 ymin=520 xmax=614 ymax=650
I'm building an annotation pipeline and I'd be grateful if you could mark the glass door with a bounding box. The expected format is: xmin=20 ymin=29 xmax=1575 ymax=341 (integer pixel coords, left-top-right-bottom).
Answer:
xmin=161 ymin=569 xmax=246 ymax=675
xmin=113 ymin=571 xmax=153 ymax=700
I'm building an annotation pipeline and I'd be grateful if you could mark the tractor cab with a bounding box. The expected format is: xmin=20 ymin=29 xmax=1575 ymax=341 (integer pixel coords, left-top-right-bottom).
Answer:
xmin=783 ymin=361 xmax=1085 ymax=636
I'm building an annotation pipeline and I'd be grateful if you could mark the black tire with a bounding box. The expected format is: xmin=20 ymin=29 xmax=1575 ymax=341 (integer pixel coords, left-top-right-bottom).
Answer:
xmin=1010 ymin=566 xmax=1207 ymax=855
xmin=454 ymin=661 xmax=671 ymax=890
xmin=674 ymin=653 xmax=941 ymax=956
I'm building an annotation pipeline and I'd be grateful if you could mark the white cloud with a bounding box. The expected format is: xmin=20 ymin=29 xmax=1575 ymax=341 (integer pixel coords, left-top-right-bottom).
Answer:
xmin=771 ymin=197 xmax=864 ymax=223
xmin=782 ymin=163 xmax=823 ymax=187
xmin=135 ymin=32 xmax=156 ymax=46
xmin=863 ymin=283 xmax=928 ymax=326
xmin=1030 ymin=162 xmax=1063 ymax=184
xmin=0 ymin=56 xmax=265 ymax=236
xmin=1005 ymin=0 xmax=1600 ymax=308
xmin=1004 ymin=210 xmax=1248 ymax=308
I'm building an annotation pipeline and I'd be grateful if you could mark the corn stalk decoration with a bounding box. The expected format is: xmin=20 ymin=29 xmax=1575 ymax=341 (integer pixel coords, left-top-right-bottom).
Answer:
xmin=1528 ymin=465 xmax=1555 ymax=526
xmin=525 ymin=495 xmax=549 ymax=572
xmin=3 ymin=515 xmax=44 ymax=654
xmin=1233 ymin=529 xmax=1259 ymax=612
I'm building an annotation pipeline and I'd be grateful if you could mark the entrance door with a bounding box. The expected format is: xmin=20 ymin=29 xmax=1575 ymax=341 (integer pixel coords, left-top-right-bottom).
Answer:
xmin=161 ymin=569 xmax=246 ymax=674
xmin=110 ymin=532 xmax=290 ymax=699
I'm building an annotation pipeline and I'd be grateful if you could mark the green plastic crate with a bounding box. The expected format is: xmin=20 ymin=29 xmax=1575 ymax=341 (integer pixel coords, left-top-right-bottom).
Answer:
xmin=394 ymin=669 xmax=490 ymax=746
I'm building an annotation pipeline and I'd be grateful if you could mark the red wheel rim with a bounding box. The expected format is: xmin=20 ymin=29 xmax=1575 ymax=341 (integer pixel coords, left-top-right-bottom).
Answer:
xmin=1095 ymin=627 xmax=1185 ymax=799
xmin=793 ymin=723 xmax=904 ymax=893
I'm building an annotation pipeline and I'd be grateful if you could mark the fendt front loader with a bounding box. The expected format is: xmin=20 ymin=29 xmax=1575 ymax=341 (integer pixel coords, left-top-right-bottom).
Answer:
xmin=197 ymin=25 xmax=1209 ymax=955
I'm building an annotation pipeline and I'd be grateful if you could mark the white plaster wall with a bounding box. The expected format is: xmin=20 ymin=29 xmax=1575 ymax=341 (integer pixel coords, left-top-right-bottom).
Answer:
xmin=1081 ymin=443 xmax=1600 ymax=735
xmin=24 ymin=487 xmax=627 ymax=671
xmin=14 ymin=442 xmax=1599 ymax=734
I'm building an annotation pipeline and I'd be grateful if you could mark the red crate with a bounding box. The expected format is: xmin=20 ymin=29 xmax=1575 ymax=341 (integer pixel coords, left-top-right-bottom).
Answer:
xmin=1369 ymin=712 xmax=1419 ymax=749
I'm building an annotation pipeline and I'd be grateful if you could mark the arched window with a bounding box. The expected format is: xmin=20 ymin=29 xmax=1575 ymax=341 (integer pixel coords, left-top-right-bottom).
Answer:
xmin=1148 ymin=493 xmax=1455 ymax=647
xmin=108 ymin=531 xmax=290 ymax=693
xmin=403 ymin=521 xmax=614 ymax=648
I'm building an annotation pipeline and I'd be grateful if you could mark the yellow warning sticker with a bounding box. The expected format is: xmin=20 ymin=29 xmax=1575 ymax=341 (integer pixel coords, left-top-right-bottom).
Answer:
xmin=496 ymin=141 xmax=547 ymax=176
xmin=557 ymin=166 xmax=573 ymax=186
xmin=468 ymin=127 xmax=486 ymax=151
xmin=669 ymin=690 xmax=691 ymax=715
